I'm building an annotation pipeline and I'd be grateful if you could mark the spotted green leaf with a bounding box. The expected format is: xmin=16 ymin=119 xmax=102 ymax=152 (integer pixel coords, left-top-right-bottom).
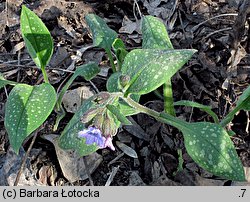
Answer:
xmin=112 ymin=38 xmax=128 ymax=67
xmin=183 ymin=122 xmax=245 ymax=181
xmin=4 ymin=83 xmax=56 ymax=154
xmin=106 ymin=72 xmax=140 ymax=116
xmin=142 ymin=15 xmax=173 ymax=49
xmin=159 ymin=112 xmax=245 ymax=181
xmin=58 ymin=96 xmax=99 ymax=157
xmin=0 ymin=73 xmax=17 ymax=89
xmin=106 ymin=72 xmax=123 ymax=92
xmin=122 ymin=49 xmax=197 ymax=96
xmin=106 ymin=104 xmax=132 ymax=125
xmin=20 ymin=5 xmax=53 ymax=69
xmin=174 ymin=100 xmax=219 ymax=123
xmin=85 ymin=14 xmax=117 ymax=51
xmin=142 ymin=15 xmax=175 ymax=115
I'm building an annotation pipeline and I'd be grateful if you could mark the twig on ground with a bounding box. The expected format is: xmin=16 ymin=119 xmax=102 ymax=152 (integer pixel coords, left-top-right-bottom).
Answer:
xmin=17 ymin=50 xmax=21 ymax=82
xmin=203 ymin=27 xmax=232 ymax=40
xmin=83 ymin=157 xmax=94 ymax=186
xmin=133 ymin=0 xmax=142 ymax=20
xmin=246 ymin=111 xmax=249 ymax=133
xmin=105 ymin=166 xmax=120 ymax=186
xmin=4 ymin=86 xmax=8 ymax=98
xmin=108 ymin=152 xmax=124 ymax=166
xmin=191 ymin=13 xmax=238 ymax=32
xmin=14 ymin=131 xmax=38 ymax=186
xmin=89 ymin=80 xmax=100 ymax=94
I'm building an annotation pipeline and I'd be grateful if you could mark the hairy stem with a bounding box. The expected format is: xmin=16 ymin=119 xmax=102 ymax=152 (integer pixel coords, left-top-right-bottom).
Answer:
xmin=220 ymin=105 xmax=241 ymax=127
xmin=106 ymin=48 xmax=117 ymax=72
xmin=122 ymin=96 xmax=187 ymax=130
xmin=163 ymin=80 xmax=176 ymax=116
xmin=41 ymin=67 xmax=49 ymax=83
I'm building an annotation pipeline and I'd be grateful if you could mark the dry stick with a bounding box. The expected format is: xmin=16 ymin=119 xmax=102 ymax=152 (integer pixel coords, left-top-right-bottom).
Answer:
xmin=89 ymin=80 xmax=100 ymax=94
xmin=17 ymin=50 xmax=21 ymax=83
xmin=83 ymin=157 xmax=94 ymax=186
xmin=203 ymin=27 xmax=232 ymax=40
xmin=232 ymin=0 xmax=250 ymax=50
xmin=167 ymin=0 xmax=178 ymax=21
xmin=246 ymin=111 xmax=249 ymax=133
xmin=14 ymin=132 xmax=38 ymax=186
xmin=5 ymin=0 xmax=9 ymax=27
xmin=108 ymin=152 xmax=124 ymax=166
xmin=191 ymin=13 xmax=238 ymax=32
xmin=133 ymin=0 xmax=142 ymax=20
xmin=4 ymin=86 xmax=8 ymax=98
xmin=105 ymin=166 xmax=120 ymax=186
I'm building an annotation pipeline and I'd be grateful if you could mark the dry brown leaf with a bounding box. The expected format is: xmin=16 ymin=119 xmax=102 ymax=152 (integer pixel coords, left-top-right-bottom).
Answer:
xmin=42 ymin=134 xmax=103 ymax=183
xmin=62 ymin=86 xmax=94 ymax=113
xmin=116 ymin=141 xmax=138 ymax=158
xmin=0 ymin=147 xmax=42 ymax=186
xmin=119 ymin=16 xmax=141 ymax=34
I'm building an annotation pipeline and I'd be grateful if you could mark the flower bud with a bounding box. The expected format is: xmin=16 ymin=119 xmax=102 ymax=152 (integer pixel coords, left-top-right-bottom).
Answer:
xmin=102 ymin=111 xmax=119 ymax=138
xmin=92 ymin=112 xmax=104 ymax=131
xmin=119 ymin=75 xmax=130 ymax=87
xmin=80 ymin=108 xmax=101 ymax=124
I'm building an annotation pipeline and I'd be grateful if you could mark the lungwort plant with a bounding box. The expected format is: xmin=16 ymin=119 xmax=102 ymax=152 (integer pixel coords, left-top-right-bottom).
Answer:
xmin=1 ymin=6 xmax=249 ymax=182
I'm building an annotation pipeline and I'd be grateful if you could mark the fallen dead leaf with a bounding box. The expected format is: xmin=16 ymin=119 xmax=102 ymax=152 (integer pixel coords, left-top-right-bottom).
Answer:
xmin=119 ymin=16 xmax=141 ymax=34
xmin=128 ymin=171 xmax=146 ymax=186
xmin=62 ymin=86 xmax=95 ymax=113
xmin=116 ymin=141 xmax=138 ymax=158
xmin=175 ymin=168 xmax=227 ymax=186
xmin=0 ymin=147 xmax=43 ymax=186
xmin=42 ymin=134 xmax=103 ymax=183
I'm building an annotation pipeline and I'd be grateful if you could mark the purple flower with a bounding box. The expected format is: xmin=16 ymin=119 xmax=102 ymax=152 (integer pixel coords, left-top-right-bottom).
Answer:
xmin=78 ymin=126 xmax=115 ymax=151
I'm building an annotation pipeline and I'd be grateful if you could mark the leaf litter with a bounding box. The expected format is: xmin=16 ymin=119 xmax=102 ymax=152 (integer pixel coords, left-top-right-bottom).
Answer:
xmin=0 ymin=0 xmax=249 ymax=186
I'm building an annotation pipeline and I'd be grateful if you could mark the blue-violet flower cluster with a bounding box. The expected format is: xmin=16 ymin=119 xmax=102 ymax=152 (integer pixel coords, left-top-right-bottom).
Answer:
xmin=78 ymin=126 xmax=115 ymax=150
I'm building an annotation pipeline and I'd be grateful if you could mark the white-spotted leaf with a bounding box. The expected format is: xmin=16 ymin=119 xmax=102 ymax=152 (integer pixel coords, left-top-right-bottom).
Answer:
xmin=122 ymin=49 xmax=197 ymax=95
xmin=21 ymin=5 xmax=53 ymax=69
xmin=182 ymin=122 xmax=245 ymax=181
xmin=142 ymin=15 xmax=173 ymax=49
xmin=4 ymin=83 xmax=56 ymax=154
xmin=106 ymin=104 xmax=132 ymax=125
xmin=159 ymin=112 xmax=245 ymax=181
xmin=85 ymin=14 xmax=117 ymax=50
xmin=106 ymin=72 xmax=140 ymax=116
xmin=58 ymin=96 xmax=99 ymax=157
xmin=106 ymin=72 xmax=123 ymax=93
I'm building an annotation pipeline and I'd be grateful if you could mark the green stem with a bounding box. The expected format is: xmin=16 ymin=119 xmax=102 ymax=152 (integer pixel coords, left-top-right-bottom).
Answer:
xmin=174 ymin=149 xmax=184 ymax=175
xmin=220 ymin=97 xmax=250 ymax=127
xmin=163 ymin=80 xmax=176 ymax=116
xmin=106 ymin=48 xmax=117 ymax=72
xmin=41 ymin=67 xmax=49 ymax=83
xmin=56 ymin=74 xmax=75 ymax=111
xmin=122 ymin=96 xmax=187 ymax=130
xmin=220 ymin=105 xmax=241 ymax=127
